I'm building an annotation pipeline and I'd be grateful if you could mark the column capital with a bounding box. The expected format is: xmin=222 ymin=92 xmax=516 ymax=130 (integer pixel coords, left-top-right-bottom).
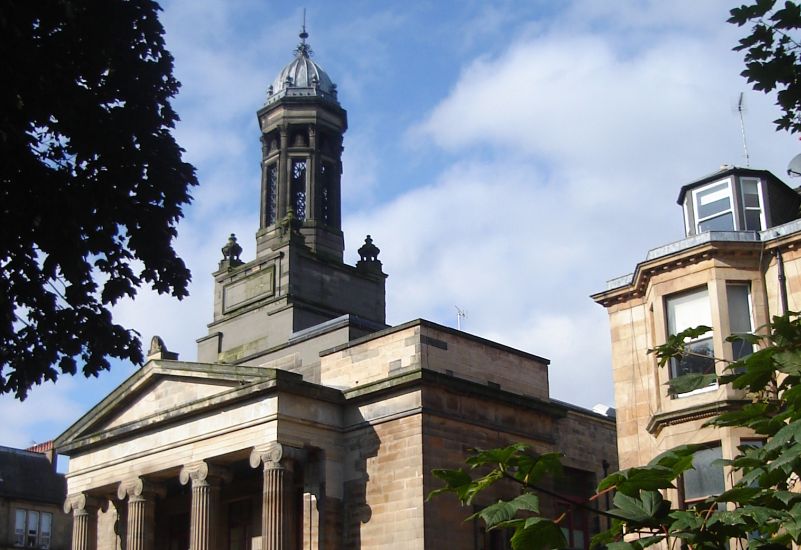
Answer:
xmin=63 ymin=492 xmax=100 ymax=515
xmin=117 ymin=478 xmax=165 ymax=502
xmin=250 ymin=442 xmax=306 ymax=471
xmin=179 ymin=460 xmax=232 ymax=487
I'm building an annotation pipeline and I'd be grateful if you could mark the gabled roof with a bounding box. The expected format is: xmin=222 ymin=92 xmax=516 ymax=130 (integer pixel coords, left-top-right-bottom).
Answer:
xmin=54 ymin=359 xmax=285 ymax=455
xmin=0 ymin=446 xmax=65 ymax=504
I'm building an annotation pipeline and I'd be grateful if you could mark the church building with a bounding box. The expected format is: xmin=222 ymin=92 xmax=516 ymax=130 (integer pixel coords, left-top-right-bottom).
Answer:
xmin=55 ymin=30 xmax=617 ymax=550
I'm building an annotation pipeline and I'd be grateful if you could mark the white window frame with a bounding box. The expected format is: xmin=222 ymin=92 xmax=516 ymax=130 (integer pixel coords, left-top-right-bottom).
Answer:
xmin=691 ymin=178 xmax=735 ymax=234
xmin=726 ymin=282 xmax=755 ymax=361
xmin=14 ymin=509 xmax=52 ymax=549
xmin=739 ymin=177 xmax=766 ymax=231
xmin=666 ymin=286 xmax=718 ymax=398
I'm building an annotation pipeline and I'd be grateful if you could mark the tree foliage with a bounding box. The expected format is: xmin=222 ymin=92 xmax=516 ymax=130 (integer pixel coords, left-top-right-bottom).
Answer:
xmin=729 ymin=0 xmax=801 ymax=133
xmin=0 ymin=0 xmax=197 ymax=398
xmin=430 ymin=312 xmax=801 ymax=549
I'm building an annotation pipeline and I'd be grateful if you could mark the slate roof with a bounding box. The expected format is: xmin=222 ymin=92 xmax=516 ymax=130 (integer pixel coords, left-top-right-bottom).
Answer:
xmin=0 ymin=445 xmax=66 ymax=504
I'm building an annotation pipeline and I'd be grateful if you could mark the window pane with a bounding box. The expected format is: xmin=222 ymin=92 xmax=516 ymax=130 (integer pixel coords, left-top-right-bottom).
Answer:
xmin=27 ymin=510 xmax=39 ymax=546
xmin=742 ymin=179 xmax=761 ymax=207
xmin=698 ymin=212 xmax=734 ymax=232
xmin=40 ymin=512 xmax=52 ymax=548
xmin=291 ymin=159 xmax=307 ymax=220
xmin=744 ymin=209 xmax=762 ymax=231
xmin=265 ymin=164 xmax=278 ymax=226
xmin=696 ymin=182 xmax=731 ymax=218
xmin=727 ymin=284 xmax=752 ymax=334
xmin=670 ymin=337 xmax=715 ymax=378
xmin=15 ymin=509 xmax=26 ymax=545
xmin=684 ymin=446 xmax=725 ymax=501
xmin=667 ymin=288 xmax=711 ymax=333
xmin=727 ymin=283 xmax=753 ymax=361
xmin=667 ymin=288 xmax=715 ymax=384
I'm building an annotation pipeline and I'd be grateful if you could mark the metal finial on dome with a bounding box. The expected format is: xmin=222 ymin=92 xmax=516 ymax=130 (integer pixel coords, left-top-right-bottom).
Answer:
xmin=296 ymin=9 xmax=312 ymax=58
xmin=300 ymin=8 xmax=308 ymax=42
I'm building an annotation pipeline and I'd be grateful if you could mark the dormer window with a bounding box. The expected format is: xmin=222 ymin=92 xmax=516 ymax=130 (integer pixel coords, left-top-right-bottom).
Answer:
xmin=677 ymin=167 xmax=794 ymax=238
xmin=693 ymin=179 xmax=735 ymax=233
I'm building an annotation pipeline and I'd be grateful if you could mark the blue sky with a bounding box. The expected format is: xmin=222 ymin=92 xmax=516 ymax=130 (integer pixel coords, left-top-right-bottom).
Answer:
xmin=3 ymin=0 xmax=800 ymax=450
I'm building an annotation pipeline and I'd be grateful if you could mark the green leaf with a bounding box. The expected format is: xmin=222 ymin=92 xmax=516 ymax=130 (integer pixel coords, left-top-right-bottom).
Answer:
xmin=428 ymin=468 xmax=473 ymax=502
xmin=773 ymin=350 xmax=801 ymax=375
xmin=515 ymin=452 xmax=563 ymax=486
xmin=469 ymin=493 xmax=540 ymax=528
xmin=666 ymin=373 xmax=718 ymax=396
xmin=509 ymin=517 xmax=566 ymax=550
xmin=466 ymin=444 xmax=528 ymax=468
xmin=608 ymin=490 xmax=669 ymax=525
xmin=471 ymin=500 xmax=519 ymax=528
xmin=773 ymin=491 xmax=801 ymax=506
xmin=784 ymin=502 xmax=801 ymax=542
xmin=765 ymin=420 xmax=801 ymax=452
xmin=716 ymin=486 xmax=761 ymax=504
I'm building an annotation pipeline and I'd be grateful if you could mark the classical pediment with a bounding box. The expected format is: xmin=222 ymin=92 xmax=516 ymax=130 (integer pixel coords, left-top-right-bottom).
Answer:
xmin=55 ymin=360 xmax=278 ymax=453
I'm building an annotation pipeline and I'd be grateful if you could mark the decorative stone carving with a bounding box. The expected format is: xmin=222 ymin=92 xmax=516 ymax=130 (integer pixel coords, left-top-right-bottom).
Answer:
xmin=219 ymin=233 xmax=244 ymax=270
xmin=356 ymin=235 xmax=383 ymax=274
xmin=278 ymin=211 xmax=305 ymax=247
xmin=250 ymin=441 xmax=285 ymax=470
xmin=221 ymin=234 xmax=243 ymax=263
xmin=146 ymin=335 xmax=178 ymax=361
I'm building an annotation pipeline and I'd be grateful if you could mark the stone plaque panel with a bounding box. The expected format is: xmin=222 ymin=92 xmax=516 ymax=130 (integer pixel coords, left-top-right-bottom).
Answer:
xmin=223 ymin=266 xmax=275 ymax=314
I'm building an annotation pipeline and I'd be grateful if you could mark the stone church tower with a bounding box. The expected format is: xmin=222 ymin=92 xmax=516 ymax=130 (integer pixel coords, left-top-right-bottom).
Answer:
xmin=197 ymin=30 xmax=386 ymax=366
xmin=55 ymin=27 xmax=616 ymax=550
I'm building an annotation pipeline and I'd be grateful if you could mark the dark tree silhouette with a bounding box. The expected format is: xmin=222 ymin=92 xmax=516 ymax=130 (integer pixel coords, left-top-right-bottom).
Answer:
xmin=730 ymin=0 xmax=801 ymax=133
xmin=0 ymin=0 xmax=197 ymax=399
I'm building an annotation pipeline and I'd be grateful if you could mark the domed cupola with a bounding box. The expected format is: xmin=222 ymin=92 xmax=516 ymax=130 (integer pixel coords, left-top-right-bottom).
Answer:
xmin=266 ymin=27 xmax=338 ymax=105
xmin=255 ymin=23 xmax=348 ymax=262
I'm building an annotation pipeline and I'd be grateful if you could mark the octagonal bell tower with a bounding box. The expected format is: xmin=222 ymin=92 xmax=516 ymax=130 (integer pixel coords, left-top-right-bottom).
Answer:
xmin=197 ymin=27 xmax=387 ymax=365
xmin=255 ymin=27 xmax=346 ymax=261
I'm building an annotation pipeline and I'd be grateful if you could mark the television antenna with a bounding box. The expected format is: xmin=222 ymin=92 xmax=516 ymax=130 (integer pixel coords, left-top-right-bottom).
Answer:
xmin=736 ymin=92 xmax=751 ymax=167
xmin=455 ymin=306 xmax=467 ymax=331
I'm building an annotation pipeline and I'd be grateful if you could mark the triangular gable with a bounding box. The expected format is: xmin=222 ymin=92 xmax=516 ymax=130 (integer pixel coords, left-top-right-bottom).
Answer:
xmin=55 ymin=359 xmax=277 ymax=452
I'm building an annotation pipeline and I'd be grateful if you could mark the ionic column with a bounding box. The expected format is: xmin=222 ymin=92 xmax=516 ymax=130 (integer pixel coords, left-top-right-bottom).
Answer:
xmin=250 ymin=442 xmax=301 ymax=550
xmin=64 ymin=493 xmax=99 ymax=550
xmin=180 ymin=461 xmax=230 ymax=550
xmin=117 ymin=478 xmax=163 ymax=550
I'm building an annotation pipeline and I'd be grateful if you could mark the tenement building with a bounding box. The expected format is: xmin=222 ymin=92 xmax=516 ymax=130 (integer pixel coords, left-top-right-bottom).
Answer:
xmin=0 ymin=442 xmax=70 ymax=549
xmin=55 ymin=30 xmax=617 ymax=550
xmin=593 ymin=166 xmax=801 ymax=508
